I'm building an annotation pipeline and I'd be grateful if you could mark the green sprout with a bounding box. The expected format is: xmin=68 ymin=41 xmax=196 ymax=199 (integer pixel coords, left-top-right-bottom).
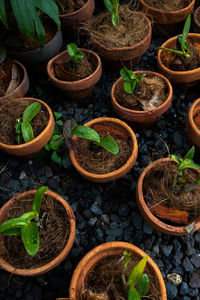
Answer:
xmin=15 ymin=102 xmax=41 ymax=144
xmin=67 ymin=43 xmax=84 ymax=65
xmin=0 ymin=186 xmax=48 ymax=256
xmin=157 ymin=15 xmax=191 ymax=59
xmin=122 ymin=251 xmax=150 ymax=299
xmin=104 ymin=0 xmax=119 ymax=26
xmin=120 ymin=67 xmax=146 ymax=94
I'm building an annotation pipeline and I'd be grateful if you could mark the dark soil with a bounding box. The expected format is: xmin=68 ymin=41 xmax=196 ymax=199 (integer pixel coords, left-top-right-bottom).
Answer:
xmin=143 ymin=0 xmax=190 ymax=11
xmin=0 ymin=57 xmax=13 ymax=97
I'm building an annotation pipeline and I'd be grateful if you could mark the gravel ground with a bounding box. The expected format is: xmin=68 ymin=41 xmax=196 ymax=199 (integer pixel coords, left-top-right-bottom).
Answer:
xmin=1 ymin=1 xmax=200 ymax=299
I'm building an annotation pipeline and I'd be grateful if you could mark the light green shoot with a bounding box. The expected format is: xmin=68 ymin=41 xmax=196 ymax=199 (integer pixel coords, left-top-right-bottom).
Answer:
xmin=67 ymin=43 xmax=84 ymax=65
xmin=120 ymin=67 xmax=146 ymax=94
xmin=104 ymin=0 xmax=119 ymax=26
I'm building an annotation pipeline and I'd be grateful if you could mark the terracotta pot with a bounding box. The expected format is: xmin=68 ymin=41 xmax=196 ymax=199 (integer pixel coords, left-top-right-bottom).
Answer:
xmin=69 ymin=117 xmax=138 ymax=182
xmin=69 ymin=241 xmax=167 ymax=300
xmin=157 ymin=33 xmax=200 ymax=88
xmin=47 ymin=49 xmax=102 ymax=101
xmin=186 ymin=98 xmax=200 ymax=152
xmin=111 ymin=70 xmax=173 ymax=128
xmin=0 ymin=60 xmax=29 ymax=106
xmin=139 ymin=0 xmax=195 ymax=37
xmin=0 ymin=189 xmax=76 ymax=276
xmin=136 ymin=158 xmax=200 ymax=235
xmin=0 ymin=97 xmax=55 ymax=157
xmin=193 ymin=6 xmax=200 ymax=33
xmin=90 ymin=11 xmax=152 ymax=70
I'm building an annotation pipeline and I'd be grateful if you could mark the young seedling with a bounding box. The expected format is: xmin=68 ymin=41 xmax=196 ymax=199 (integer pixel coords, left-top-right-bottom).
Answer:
xmin=122 ymin=251 xmax=150 ymax=299
xmin=120 ymin=67 xmax=146 ymax=94
xmin=104 ymin=0 xmax=119 ymax=26
xmin=0 ymin=186 xmax=48 ymax=256
xmin=171 ymin=146 xmax=200 ymax=192
xmin=67 ymin=43 xmax=84 ymax=65
xmin=15 ymin=102 xmax=41 ymax=144
xmin=157 ymin=15 xmax=191 ymax=59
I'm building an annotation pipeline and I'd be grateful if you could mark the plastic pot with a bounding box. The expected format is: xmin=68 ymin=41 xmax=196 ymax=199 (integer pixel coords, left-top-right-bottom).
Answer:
xmin=111 ymin=70 xmax=173 ymax=128
xmin=186 ymin=98 xmax=200 ymax=152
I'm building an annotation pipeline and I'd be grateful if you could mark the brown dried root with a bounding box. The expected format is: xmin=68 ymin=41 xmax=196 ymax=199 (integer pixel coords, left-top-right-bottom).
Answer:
xmin=143 ymin=0 xmax=189 ymax=11
xmin=5 ymin=63 xmax=20 ymax=95
xmin=82 ymin=290 xmax=109 ymax=300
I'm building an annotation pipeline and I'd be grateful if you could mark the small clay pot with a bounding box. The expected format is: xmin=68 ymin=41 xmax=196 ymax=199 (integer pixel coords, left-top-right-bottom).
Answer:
xmin=0 ymin=97 xmax=55 ymax=157
xmin=186 ymin=98 xmax=200 ymax=152
xmin=90 ymin=11 xmax=152 ymax=70
xmin=47 ymin=49 xmax=102 ymax=101
xmin=193 ymin=6 xmax=200 ymax=33
xmin=139 ymin=0 xmax=195 ymax=37
xmin=157 ymin=33 xmax=200 ymax=88
xmin=69 ymin=241 xmax=167 ymax=300
xmin=0 ymin=189 xmax=76 ymax=276
xmin=136 ymin=158 xmax=200 ymax=235
xmin=111 ymin=70 xmax=173 ymax=128
xmin=69 ymin=117 xmax=138 ymax=182
xmin=0 ymin=60 xmax=29 ymax=106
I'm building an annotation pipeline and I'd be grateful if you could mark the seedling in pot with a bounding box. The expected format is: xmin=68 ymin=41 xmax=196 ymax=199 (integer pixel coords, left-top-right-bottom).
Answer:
xmin=0 ymin=186 xmax=48 ymax=256
xmin=15 ymin=102 xmax=41 ymax=144
xmin=104 ymin=0 xmax=119 ymax=26
xmin=120 ymin=67 xmax=146 ymax=94
xmin=67 ymin=43 xmax=84 ymax=66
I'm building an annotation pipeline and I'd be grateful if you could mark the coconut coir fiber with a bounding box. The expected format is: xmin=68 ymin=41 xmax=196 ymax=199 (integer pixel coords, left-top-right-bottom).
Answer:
xmin=87 ymin=7 xmax=149 ymax=47
xmin=1 ymin=194 xmax=70 ymax=269
xmin=0 ymin=58 xmax=13 ymax=97
xmin=143 ymin=0 xmax=190 ymax=11
xmin=59 ymin=0 xmax=86 ymax=14
xmin=80 ymin=254 xmax=161 ymax=300
xmin=0 ymin=100 xmax=49 ymax=145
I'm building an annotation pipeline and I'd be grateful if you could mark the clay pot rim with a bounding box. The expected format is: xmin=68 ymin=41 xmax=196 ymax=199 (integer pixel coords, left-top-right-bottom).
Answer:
xmin=90 ymin=11 xmax=151 ymax=52
xmin=194 ymin=6 xmax=200 ymax=27
xmin=0 ymin=97 xmax=54 ymax=150
xmin=0 ymin=189 xmax=76 ymax=276
xmin=47 ymin=48 xmax=101 ymax=86
xmin=158 ymin=33 xmax=200 ymax=75
xmin=69 ymin=117 xmax=138 ymax=180
xmin=69 ymin=241 xmax=167 ymax=299
xmin=111 ymin=70 xmax=173 ymax=116
xmin=59 ymin=0 xmax=92 ymax=17
xmin=188 ymin=97 xmax=200 ymax=135
xmin=137 ymin=157 xmax=200 ymax=235
xmin=140 ymin=0 xmax=195 ymax=15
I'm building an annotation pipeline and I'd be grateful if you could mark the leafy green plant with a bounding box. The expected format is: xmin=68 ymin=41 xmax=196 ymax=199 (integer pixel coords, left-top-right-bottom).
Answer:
xmin=15 ymin=102 xmax=41 ymax=144
xmin=67 ymin=43 xmax=84 ymax=65
xmin=157 ymin=15 xmax=191 ymax=59
xmin=122 ymin=251 xmax=149 ymax=299
xmin=120 ymin=67 xmax=146 ymax=94
xmin=104 ymin=0 xmax=119 ymax=26
xmin=0 ymin=186 xmax=48 ymax=256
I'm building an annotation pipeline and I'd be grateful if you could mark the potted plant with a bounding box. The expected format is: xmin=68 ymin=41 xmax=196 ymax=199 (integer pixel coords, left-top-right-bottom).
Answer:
xmin=111 ymin=68 xmax=173 ymax=128
xmin=47 ymin=43 xmax=102 ymax=100
xmin=186 ymin=98 xmax=200 ymax=152
xmin=138 ymin=0 xmax=195 ymax=36
xmin=85 ymin=0 xmax=152 ymax=70
xmin=0 ymin=97 xmax=55 ymax=157
xmin=69 ymin=241 xmax=167 ymax=299
xmin=193 ymin=6 xmax=200 ymax=33
xmin=136 ymin=146 xmax=200 ymax=236
xmin=0 ymin=186 xmax=76 ymax=276
xmin=157 ymin=15 xmax=200 ymax=88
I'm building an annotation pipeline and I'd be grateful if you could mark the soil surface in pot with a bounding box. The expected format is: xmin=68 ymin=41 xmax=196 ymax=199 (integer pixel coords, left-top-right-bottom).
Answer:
xmin=143 ymin=0 xmax=190 ymax=11
xmin=0 ymin=57 xmax=20 ymax=97
xmin=0 ymin=100 xmax=49 ymax=145
xmin=54 ymin=52 xmax=95 ymax=81
xmin=160 ymin=37 xmax=200 ymax=71
xmin=115 ymin=75 xmax=168 ymax=111
xmin=58 ymin=0 xmax=86 ymax=14
xmin=194 ymin=110 xmax=200 ymax=129
xmin=87 ymin=7 xmax=149 ymax=47
xmin=74 ymin=123 xmax=133 ymax=174
xmin=80 ymin=253 xmax=161 ymax=300
xmin=1 ymin=193 xmax=70 ymax=269
xmin=143 ymin=161 xmax=200 ymax=225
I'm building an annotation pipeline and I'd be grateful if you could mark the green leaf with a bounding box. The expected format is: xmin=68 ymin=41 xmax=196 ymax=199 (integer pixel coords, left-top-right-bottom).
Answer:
xmin=0 ymin=0 xmax=8 ymax=28
xmin=21 ymin=120 xmax=34 ymax=143
xmin=32 ymin=186 xmax=48 ymax=214
xmin=15 ymin=121 xmax=22 ymax=135
xmin=157 ymin=47 xmax=184 ymax=55
xmin=128 ymin=256 xmax=148 ymax=287
xmin=21 ymin=222 xmax=39 ymax=256
xmin=0 ymin=44 xmax=6 ymax=63
xmin=63 ymin=119 xmax=77 ymax=140
xmin=183 ymin=146 xmax=195 ymax=160
xmin=124 ymin=81 xmax=133 ymax=94
xmin=20 ymin=211 xmax=38 ymax=222
xmin=1 ymin=228 xmax=21 ymax=235
xmin=67 ymin=43 xmax=84 ymax=63
xmin=72 ymin=125 xmax=100 ymax=143
xmin=0 ymin=217 xmax=28 ymax=234
xmin=123 ymin=250 xmax=131 ymax=269
xmin=120 ymin=67 xmax=134 ymax=81
xmin=54 ymin=111 xmax=62 ymax=120
xmin=50 ymin=134 xmax=64 ymax=150
xmin=23 ymin=102 xmax=41 ymax=122
xmin=56 ymin=120 xmax=63 ymax=126
xmin=98 ymin=136 xmax=119 ymax=155
xmin=138 ymin=274 xmax=150 ymax=297
xmin=44 ymin=143 xmax=51 ymax=151
xmin=171 ymin=154 xmax=181 ymax=165
xmin=103 ymin=0 xmax=113 ymax=12
xmin=137 ymin=73 xmax=146 ymax=83
xmin=51 ymin=151 xmax=62 ymax=164
xmin=178 ymin=159 xmax=200 ymax=171
xmin=111 ymin=11 xmax=119 ymax=26
xmin=34 ymin=0 xmax=60 ymax=30
xmin=128 ymin=286 xmax=141 ymax=300
xmin=33 ymin=12 xmax=46 ymax=48
xmin=181 ymin=15 xmax=191 ymax=50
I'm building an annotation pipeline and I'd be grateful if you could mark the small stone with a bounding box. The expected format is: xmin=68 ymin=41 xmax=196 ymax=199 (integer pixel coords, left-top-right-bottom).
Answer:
xmin=190 ymin=253 xmax=200 ymax=268
xmin=110 ymin=222 xmax=118 ymax=229
xmin=189 ymin=273 xmax=200 ymax=288
xmin=172 ymin=254 xmax=182 ymax=267
xmin=180 ymin=282 xmax=189 ymax=296
xmin=188 ymin=287 xmax=199 ymax=297
xmin=91 ymin=203 xmax=103 ymax=215
xmin=166 ymin=282 xmax=178 ymax=299
xmin=167 ymin=273 xmax=182 ymax=286
xmin=143 ymin=222 xmax=153 ymax=234
xmin=118 ymin=204 xmax=129 ymax=217
xmin=101 ymin=214 xmax=110 ymax=225
xmin=195 ymin=233 xmax=200 ymax=244
xmin=161 ymin=245 xmax=173 ymax=257
xmin=9 ymin=180 xmax=20 ymax=192
xmin=106 ymin=228 xmax=123 ymax=238
xmin=152 ymin=245 xmax=159 ymax=255
xmin=173 ymin=131 xmax=182 ymax=147
xmin=182 ymin=257 xmax=194 ymax=272
xmin=19 ymin=170 xmax=27 ymax=179
xmin=154 ymin=259 xmax=164 ymax=269
xmin=133 ymin=214 xmax=143 ymax=230
xmin=88 ymin=217 xmax=97 ymax=226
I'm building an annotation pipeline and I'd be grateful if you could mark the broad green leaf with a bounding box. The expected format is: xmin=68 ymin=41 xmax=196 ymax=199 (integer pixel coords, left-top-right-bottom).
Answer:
xmin=123 ymin=250 xmax=131 ymax=269
xmin=1 ymin=228 xmax=21 ymax=235
xmin=178 ymin=158 xmax=200 ymax=171
xmin=34 ymin=0 xmax=60 ymax=30
xmin=0 ymin=44 xmax=6 ymax=63
xmin=32 ymin=11 xmax=46 ymax=48
xmin=103 ymin=0 xmax=113 ymax=12
xmin=183 ymin=146 xmax=195 ymax=160
xmin=67 ymin=43 xmax=83 ymax=59
xmin=21 ymin=120 xmax=34 ymax=143
xmin=171 ymin=154 xmax=181 ymax=165
xmin=0 ymin=0 xmax=8 ymax=28
xmin=0 ymin=217 xmax=28 ymax=234
xmin=124 ymin=81 xmax=133 ymax=94
xmin=63 ymin=119 xmax=77 ymax=140
xmin=98 ymin=136 xmax=119 ymax=155
xmin=72 ymin=125 xmax=100 ymax=143
xmin=20 ymin=211 xmax=38 ymax=222
xmin=181 ymin=14 xmax=191 ymax=50
xmin=128 ymin=286 xmax=141 ymax=300
xmin=15 ymin=121 xmax=22 ymax=135
xmin=44 ymin=143 xmax=51 ymax=151
xmin=138 ymin=274 xmax=150 ymax=297
xmin=128 ymin=256 xmax=148 ymax=287
xmin=23 ymin=102 xmax=41 ymax=122
xmin=120 ymin=67 xmax=133 ymax=81
xmin=21 ymin=222 xmax=39 ymax=256
xmin=51 ymin=151 xmax=62 ymax=164
xmin=50 ymin=134 xmax=64 ymax=150
xmin=56 ymin=120 xmax=63 ymax=126
xmin=54 ymin=111 xmax=62 ymax=120
xmin=32 ymin=186 xmax=48 ymax=214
